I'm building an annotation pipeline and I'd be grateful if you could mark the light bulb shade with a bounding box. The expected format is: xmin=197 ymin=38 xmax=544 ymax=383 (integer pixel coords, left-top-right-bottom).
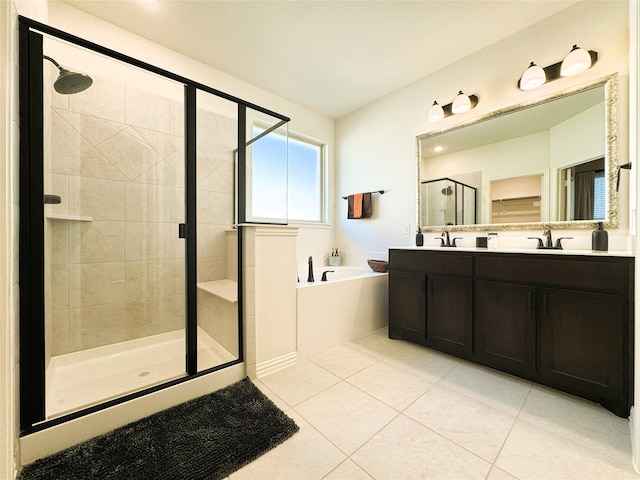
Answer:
xmin=560 ymin=45 xmax=592 ymax=77
xmin=519 ymin=62 xmax=546 ymax=90
xmin=427 ymin=101 xmax=444 ymax=122
xmin=451 ymin=91 xmax=471 ymax=114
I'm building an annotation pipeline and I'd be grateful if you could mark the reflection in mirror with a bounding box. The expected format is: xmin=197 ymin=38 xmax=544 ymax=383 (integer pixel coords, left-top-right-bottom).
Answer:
xmin=491 ymin=175 xmax=542 ymax=223
xmin=417 ymin=74 xmax=618 ymax=231
xmin=558 ymin=157 xmax=605 ymax=221
xmin=421 ymin=177 xmax=477 ymax=226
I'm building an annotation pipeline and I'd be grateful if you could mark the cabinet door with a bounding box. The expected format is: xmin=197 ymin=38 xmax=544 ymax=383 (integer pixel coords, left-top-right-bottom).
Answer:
xmin=389 ymin=270 xmax=425 ymax=343
xmin=539 ymin=288 xmax=627 ymax=415
xmin=474 ymin=280 xmax=535 ymax=377
xmin=426 ymin=275 xmax=472 ymax=357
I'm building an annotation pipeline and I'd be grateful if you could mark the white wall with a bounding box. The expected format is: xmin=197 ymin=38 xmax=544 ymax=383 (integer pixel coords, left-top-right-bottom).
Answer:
xmin=1 ymin=2 xmax=16 ymax=477
xmin=3 ymin=1 xmax=50 ymax=476
xmin=336 ymin=0 xmax=630 ymax=262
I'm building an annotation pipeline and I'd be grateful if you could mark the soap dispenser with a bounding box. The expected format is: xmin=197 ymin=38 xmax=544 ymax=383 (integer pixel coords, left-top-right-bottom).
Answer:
xmin=416 ymin=227 xmax=424 ymax=247
xmin=592 ymin=222 xmax=608 ymax=252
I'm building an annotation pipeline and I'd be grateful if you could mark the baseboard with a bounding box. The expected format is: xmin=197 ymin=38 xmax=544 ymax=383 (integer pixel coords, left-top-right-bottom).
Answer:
xmin=256 ymin=352 xmax=297 ymax=378
xmin=631 ymin=407 xmax=640 ymax=473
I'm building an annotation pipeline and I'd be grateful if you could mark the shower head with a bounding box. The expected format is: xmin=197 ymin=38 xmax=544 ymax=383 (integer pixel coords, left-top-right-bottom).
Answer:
xmin=43 ymin=55 xmax=93 ymax=94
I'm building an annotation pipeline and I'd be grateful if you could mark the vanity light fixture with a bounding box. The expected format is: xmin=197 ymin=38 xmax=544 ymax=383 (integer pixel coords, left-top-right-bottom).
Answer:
xmin=427 ymin=92 xmax=479 ymax=122
xmin=451 ymin=91 xmax=473 ymax=114
xmin=427 ymin=101 xmax=445 ymax=122
xmin=519 ymin=62 xmax=546 ymax=91
xmin=561 ymin=45 xmax=594 ymax=76
xmin=518 ymin=44 xmax=598 ymax=91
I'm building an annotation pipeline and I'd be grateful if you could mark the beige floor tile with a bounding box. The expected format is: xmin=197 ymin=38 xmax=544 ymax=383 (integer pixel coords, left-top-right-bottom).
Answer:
xmin=259 ymin=359 xmax=341 ymax=406
xmin=404 ymin=384 xmax=516 ymax=462
xmin=229 ymin=411 xmax=345 ymax=480
xmin=438 ymin=362 xmax=531 ymax=415
xmin=496 ymin=419 xmax=638 ymax=480
xmin=486 ymin=467 xmax=519 ymax=480
xmin=253 ymin=379 xmax=289 ymax=412
xmin=323 ymin=459 xmax=374 ymax=480
xmin=347 ymin=361 xmax=434 ymax=411
xmin=295 ymin=381 xmax=397 ymax=455
xmin=519 ymin=385 xmax=631 ymax=464
xmin=348 ymin=332 xmax=409 ymax=359
xmin=383 ymin=342 xmax=459 ymax=382
xmin=352 ymin=414 xmax=490 ymax=480
xmin=309 ymin=344 xmax=378 ymax=379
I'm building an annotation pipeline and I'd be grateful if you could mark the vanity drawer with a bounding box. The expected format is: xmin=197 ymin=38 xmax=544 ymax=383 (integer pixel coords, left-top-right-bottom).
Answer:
xmin=390 ymin=250 xmax=473 ymax=276
xmin=475 ymin=255 xmax=628 ymax=293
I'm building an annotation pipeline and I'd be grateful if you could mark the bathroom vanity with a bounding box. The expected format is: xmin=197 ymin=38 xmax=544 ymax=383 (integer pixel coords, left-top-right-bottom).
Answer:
xmin=388 ymin=247 xmax=633 ymax=417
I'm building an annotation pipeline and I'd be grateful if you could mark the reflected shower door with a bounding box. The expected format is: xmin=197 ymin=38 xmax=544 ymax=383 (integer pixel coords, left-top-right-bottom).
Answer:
xmin=43 ymin=36 xmax=187 ymax=418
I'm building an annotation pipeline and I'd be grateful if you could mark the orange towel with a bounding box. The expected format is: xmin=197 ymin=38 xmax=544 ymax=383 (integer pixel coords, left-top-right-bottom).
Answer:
xmin=353 ymin=193 xmax=363 ymax=219
xmin=348 ymin=193 xmax=372 ymax=219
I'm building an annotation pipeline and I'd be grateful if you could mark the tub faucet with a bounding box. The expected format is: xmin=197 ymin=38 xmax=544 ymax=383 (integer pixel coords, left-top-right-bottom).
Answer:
xmin=321 ymin=270 xmax=334 ymax=282
xmin=307 ymin=256 xmax=314 ymax=282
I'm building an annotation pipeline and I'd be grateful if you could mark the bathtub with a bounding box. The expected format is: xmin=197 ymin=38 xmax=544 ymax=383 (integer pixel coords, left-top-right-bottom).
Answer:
xmin=296 ymin=266 xmax=388 ymax=357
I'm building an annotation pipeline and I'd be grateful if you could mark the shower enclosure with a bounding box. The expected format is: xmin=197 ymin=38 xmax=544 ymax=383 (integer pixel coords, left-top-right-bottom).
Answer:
xmin=421 ymin=177 xmax=477 ymax=226
xmin=19 ymin=17 xmax=289 ymax=433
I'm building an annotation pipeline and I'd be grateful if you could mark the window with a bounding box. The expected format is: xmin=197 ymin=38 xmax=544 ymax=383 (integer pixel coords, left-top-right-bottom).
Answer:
xmin=593 ymin=170 xmax=606 ymax=220
xmin=251 ymin=126 xmax=325 ymax=223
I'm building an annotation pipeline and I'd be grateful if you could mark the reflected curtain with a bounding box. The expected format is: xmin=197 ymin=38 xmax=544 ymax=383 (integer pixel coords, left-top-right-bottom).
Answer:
xmin=574 ymin=171 xmax=595 ymax=220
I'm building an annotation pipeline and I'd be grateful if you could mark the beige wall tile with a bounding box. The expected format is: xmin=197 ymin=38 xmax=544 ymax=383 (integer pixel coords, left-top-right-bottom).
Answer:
xmin=67 ymin=176 xmax=125 ymax=221
xmin=68 ymin=262 xmax=125 ymax=308
xmin=68 ymin=303 xmax=127 ymax=351
xmin=68 ymin=76 xmax=125 ymax=123
xmin=69 ymin=221 xmax=125 ymax=263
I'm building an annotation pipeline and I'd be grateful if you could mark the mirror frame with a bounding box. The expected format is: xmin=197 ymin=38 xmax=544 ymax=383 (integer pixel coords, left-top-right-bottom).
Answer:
xmin=416 ymin=73 xmax=619 ymax=232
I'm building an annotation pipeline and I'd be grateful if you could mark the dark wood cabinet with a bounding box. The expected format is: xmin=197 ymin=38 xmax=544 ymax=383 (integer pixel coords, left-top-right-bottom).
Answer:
xmin=388 ymin=248 xmax=633 ymax=417
xmin=426 ymin=275 xmax=472 ymax=357
xmin=539 ymin=287 xmax=627 ymax=415
xmin=388 ymin=270 xmax=425 ymax=343
xmin=474 ymin=280 xmax=535 ymax=377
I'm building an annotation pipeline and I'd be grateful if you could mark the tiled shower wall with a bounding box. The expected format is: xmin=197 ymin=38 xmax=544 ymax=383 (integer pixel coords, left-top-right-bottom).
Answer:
xmin=46 ymin=73 xmax=236 ymax=357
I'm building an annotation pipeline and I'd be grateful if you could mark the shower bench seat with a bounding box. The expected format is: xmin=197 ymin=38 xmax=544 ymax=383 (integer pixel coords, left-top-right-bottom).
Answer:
xmin=197 ymin=280 xmax=238 ymax=303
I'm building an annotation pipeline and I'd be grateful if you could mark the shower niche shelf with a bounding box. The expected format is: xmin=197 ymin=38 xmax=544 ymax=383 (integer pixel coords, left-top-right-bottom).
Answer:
xmin=197 ymin=279 xmax=238 ymax=303
xmin=46 ymin=213 xmax=93 ymax=222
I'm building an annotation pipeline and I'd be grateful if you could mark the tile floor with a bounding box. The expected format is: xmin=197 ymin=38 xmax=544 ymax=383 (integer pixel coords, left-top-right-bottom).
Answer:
xmin=231 ymin=328 xmax=638 ymax=480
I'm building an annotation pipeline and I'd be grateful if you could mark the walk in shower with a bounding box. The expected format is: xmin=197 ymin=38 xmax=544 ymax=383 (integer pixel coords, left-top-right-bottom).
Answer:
xmin=19 ymin=18 xmax=289 ymax=433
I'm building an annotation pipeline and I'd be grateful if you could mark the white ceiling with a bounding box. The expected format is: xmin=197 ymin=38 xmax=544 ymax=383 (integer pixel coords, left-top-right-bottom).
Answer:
xmin=63 ymin=0 xmax=580 ymax=119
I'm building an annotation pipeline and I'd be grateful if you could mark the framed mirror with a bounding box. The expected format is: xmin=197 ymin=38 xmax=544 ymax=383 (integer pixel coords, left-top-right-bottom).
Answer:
xmin=417 ymin=74 xmax=619 ymax=231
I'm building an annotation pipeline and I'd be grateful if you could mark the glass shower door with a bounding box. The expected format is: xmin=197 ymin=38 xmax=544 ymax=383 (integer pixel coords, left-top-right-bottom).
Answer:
xmin=43 ymin=36 xmax=187 ymax=418
xmin=195 ymin=90 xmax=240 ymax=372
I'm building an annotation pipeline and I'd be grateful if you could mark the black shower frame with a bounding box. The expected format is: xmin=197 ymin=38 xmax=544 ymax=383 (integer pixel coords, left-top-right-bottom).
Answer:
xmin=421 ymin=176 xmax=478 ymax=225
xmin=18 ymin=16 xmax=290 ymax=435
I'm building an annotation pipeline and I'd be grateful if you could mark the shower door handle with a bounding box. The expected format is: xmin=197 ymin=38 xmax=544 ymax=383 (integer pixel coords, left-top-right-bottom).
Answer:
xmin=178 ymin=223 xmax=187 ymax=238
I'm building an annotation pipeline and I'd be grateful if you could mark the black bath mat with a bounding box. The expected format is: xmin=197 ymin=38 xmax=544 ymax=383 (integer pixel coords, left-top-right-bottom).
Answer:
xmin=18 ymin=377 xmax=298 ymax=480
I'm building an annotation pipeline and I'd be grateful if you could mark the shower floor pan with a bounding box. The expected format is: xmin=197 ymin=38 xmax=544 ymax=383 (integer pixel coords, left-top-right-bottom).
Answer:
xmin=46 ymin=328 xmax=235 ymax=419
